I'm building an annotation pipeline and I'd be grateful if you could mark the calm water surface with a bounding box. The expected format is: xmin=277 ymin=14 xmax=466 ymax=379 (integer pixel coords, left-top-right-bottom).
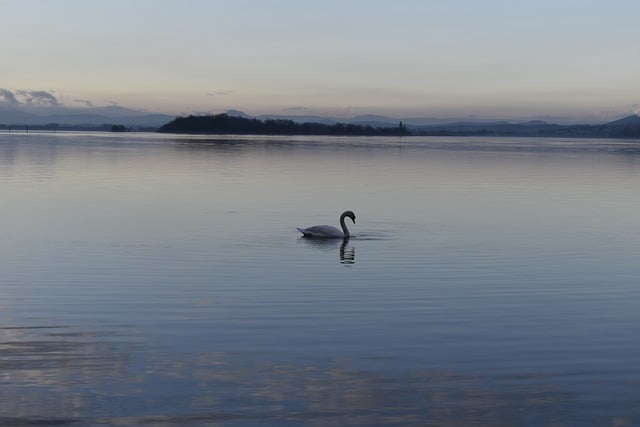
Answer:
xmin=1 ymin=132 xmax=640 ymax=426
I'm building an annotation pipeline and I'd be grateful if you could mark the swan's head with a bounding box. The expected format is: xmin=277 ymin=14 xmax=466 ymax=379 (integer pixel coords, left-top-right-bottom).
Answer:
xmin=342 ymin=210 xmax=356 ymax=224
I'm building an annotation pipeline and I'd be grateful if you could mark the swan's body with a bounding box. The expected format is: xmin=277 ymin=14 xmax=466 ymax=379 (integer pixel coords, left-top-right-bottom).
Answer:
xmin=297 ymin=210 xmax=356 ymax=238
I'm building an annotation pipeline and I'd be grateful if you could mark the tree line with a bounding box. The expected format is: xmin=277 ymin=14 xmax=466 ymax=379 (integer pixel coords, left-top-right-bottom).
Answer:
xmin=157 ymin=114 xmax=410 ymax=136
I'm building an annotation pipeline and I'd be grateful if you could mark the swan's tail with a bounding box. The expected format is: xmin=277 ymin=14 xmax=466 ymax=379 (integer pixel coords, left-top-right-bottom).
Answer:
xmin=296 ymin=227 xmax=309 ymax=236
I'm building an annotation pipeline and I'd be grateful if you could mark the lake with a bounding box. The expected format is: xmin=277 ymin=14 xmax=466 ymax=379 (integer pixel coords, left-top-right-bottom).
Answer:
xmin=1 ymin=131 xmax=640 ymax=426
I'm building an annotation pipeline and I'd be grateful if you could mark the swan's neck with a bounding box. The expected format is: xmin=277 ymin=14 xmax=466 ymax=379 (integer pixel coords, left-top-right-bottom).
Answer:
xmin=340 ymin=214 xmax=350 ymax=237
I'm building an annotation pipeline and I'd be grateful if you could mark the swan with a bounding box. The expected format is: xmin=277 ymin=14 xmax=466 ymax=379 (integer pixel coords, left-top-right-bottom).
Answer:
xmin=297 ymin=210 xmax=356 ymax=238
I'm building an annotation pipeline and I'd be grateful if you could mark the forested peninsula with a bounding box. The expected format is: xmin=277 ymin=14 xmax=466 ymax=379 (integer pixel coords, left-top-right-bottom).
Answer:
xmin=157 ymin=114 xmax=409 ymax=136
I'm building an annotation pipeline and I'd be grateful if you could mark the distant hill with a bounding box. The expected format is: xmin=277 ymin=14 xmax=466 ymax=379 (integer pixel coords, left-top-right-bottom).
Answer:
xmin=604 ymin=114 xmax=640 ymax=127
xmin=598 ymin=114 xmax=640 ymax=137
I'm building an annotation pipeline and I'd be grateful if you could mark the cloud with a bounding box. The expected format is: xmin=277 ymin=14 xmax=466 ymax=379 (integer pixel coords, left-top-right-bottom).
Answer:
xmin=632 ymin=104 xmax=640 ymax=116
xmin=16 ymin=90 xmax=60 ymax=106
xmin=205 ymin=90 xmax=234 ymax=97
xmin=0 ymin=88 xmax=64 ymax=107
xmin=73 ymin=98 xmax=94 ymax=107
xmin=0 ymin=88 xmax=19 ymax=104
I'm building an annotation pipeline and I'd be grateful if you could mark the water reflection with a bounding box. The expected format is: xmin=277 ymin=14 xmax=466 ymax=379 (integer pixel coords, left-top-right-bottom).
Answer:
xmin=4 ymin=133 xmax=640 ymax=425
xmin=299 ymin=237 xmax=356 ymax=265
xmin=0 ymin=324 xmax=135 ymax=425
xmin=6 ymin=341 xmax=626 ymax=426
xmin=0 ymin=135 xmax=59 ymax=181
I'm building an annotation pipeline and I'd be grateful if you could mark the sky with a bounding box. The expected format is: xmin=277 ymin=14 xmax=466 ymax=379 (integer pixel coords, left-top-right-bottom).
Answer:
xmin=1 ymin=0 xmax=639 ymax=122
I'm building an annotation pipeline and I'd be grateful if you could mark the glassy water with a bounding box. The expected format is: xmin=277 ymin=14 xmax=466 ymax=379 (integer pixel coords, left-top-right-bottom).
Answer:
xmin=1 ymin=131 xmax=640 ymax=426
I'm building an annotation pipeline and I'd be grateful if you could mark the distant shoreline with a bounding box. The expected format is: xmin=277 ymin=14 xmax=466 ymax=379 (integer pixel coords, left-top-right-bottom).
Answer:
xmin=3 ymin=113 xmax=640 ymax=139
xmin=156 ymin=113 xmax=640 ymax=139
xmin=0 ymin=124 xmax=156 ymax=133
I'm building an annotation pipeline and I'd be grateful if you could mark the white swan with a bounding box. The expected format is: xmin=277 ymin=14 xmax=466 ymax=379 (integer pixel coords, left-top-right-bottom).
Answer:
xmin=297 ymin=210 xmax=356 ymax=238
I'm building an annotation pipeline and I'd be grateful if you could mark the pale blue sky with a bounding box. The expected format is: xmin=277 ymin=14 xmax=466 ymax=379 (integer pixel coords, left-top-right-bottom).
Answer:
xmin=1 ymin=0 xmax=639 ymax=121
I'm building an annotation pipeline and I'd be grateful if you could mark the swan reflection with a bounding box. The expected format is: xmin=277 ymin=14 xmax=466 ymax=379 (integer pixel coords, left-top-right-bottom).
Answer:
xmin=299 ymin=237 xmax=356 ymax=264
xmin=339 ymin=239 xmax=355 ymax=264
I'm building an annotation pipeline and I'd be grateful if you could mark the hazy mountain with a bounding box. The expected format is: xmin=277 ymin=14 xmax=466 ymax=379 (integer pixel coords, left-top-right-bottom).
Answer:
xmin=0 ymin=108 xmax=39 ymax=124
xmin=255 ymin=113 xmax=338 ymax=125
xmin=0 ymin=105 xmax=173 ymax=128
xmin=4 ymin=103 xmax=638 ymax=136
xmin=225 ymin=110 xmax=338 ymax=125
xmin=348 ymin=114 xmax=399 ymax=127
xmin=214 ymin=110 xmax=640 ymax=138
xmin=604 ymin=114 xmax=640 ymax=127
xmin=227 ymin=110 xmax=573 ymax=128
xmin=227 ymin=110 xmax=482 ymax=127
xmin=225 ymin=109 xmax=252 ymax=119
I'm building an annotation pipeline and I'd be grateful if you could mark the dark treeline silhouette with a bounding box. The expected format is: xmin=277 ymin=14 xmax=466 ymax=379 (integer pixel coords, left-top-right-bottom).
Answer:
xmin=157 ymin=114 xmax=410 ymax=136
xmin=111 ymin=124 xmax=129 ymax=132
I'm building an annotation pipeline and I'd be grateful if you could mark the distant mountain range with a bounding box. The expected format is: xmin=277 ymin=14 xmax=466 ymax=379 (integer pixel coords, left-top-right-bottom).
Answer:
xmin=0 ymin=105 xmax=173 ymax=129
xmin=0 ymin=106 xmax=500 ymax=130
xmin=2 ymin=105 xmax=640 ymax=138
xmin=158 ymin=111 xmax=640 ymax=138
xmin=225 ymin=110 xmax=640 ymax=137
xmin=228 ymin=110 xmax=486 ymax=127
xmin=408 ymin=114 xmax=640 ymax=138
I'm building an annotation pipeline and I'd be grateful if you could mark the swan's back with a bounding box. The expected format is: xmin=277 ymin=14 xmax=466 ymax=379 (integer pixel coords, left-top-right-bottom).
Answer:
xmin=297 ymin=225 xmax=343 ymax=238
